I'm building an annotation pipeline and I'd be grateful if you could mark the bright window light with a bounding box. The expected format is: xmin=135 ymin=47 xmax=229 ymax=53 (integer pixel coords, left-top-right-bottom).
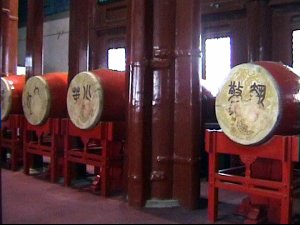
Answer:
xmin=202 ymin=37 xmax=231 ymax=96
xmin=293 ymin=30 xmax=300 ymax=76
xmin=108 ymin=48 xmax=126 ymax=71
xmin=17 ymin=66 xmax=26 ymax=75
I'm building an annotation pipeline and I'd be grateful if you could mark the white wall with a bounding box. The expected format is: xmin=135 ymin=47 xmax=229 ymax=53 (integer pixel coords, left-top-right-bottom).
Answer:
xmin=18 ymin=13 xmax=70 ymax=74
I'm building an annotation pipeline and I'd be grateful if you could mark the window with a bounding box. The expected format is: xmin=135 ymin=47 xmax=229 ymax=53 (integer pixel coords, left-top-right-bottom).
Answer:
xmin=17 ymin=66 xmax=26 ymax=75
xmin=108 ymin=48 xmax=126 ymax=72
xmin=202 ymin=37 xmax=231 ymax=96
xmin=293 ymin=30 xmax=300 ymax=76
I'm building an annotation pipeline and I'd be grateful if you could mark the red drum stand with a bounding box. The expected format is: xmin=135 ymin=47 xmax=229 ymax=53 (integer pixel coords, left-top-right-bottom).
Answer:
xmin=63 ymin=119 xmax=125 ymax=197
xmin=23 ymin=118 xmax=64 ymax=183
xmin=205 ymin=130 xmax=299 ymax=224
xmin=0 ymin=115 xmax=24 ymax=171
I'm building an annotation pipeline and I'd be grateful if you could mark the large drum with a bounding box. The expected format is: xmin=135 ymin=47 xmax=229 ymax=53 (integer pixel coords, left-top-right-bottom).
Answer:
xmin=22 ymin=72 xmax=68 ymax=125
xmin=67 ymin=68 xmax=125 ymax=130
xmin=1 ymin=75 xmax=26 ymax=121
xmin=216 ymin=61 xmax=300 ymax=145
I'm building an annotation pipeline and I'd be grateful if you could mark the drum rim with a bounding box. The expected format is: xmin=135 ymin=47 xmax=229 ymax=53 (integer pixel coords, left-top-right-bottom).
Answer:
xmin=1 ymin=77 xmax=13 ymax=121
xmin=216 ymin=62 xmax=281 ymax=146
xmin=22 ymin=76 xmax=51 ymax=126
xmin=67 ymin=71 xmax=104 ymax=130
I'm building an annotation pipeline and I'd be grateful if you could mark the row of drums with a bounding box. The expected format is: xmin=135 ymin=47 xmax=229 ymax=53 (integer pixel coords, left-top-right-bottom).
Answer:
xmin=1 ymin=61 xmax=300 ymax=145
xmin=1 ymin=68 xmax=125 ymax=130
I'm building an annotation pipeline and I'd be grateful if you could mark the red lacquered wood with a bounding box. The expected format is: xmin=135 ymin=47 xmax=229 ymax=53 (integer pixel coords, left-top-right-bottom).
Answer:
xmin=93 ymin=69 xmax=125 ymax=121
xmin=25 ymin=0 xmax=43 ymax=79
xmin=23 ymin=118 xmax=64 ymax=183
xmin=0 ymin=114 xmax=24 ymax=171
xmin=63 ymin=119 xmax=125 ymax=196
xmin=205 ymin=130 xmax=298 ymax=224
xmin=255 ymin=61 xmax=300 ymax=135
xmin=151 ymin=0 xmax=175 ymax=200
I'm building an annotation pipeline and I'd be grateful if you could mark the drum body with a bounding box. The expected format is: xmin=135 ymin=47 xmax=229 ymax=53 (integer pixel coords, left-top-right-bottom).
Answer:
xmin=216 ymin=61 xmax=300 ymax=145
xmin=22 ymin=72 xmax=68 ymax=125
xmin=1 ymin=75 xmax=26 ymax=121
xmin=67 ymin=68 xmax=125 ymax=130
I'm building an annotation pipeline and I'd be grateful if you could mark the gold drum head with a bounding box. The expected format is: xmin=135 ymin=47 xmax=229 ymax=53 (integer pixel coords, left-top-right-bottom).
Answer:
xmin=22 ymin=76 xmax=51 ymax=125
xmin=67 ymin=71 xmax=104 ymax=130
xmin=215 ymin=63 xmax=280 ymax=145
xmin=1 ymin=77 xmax=13 ymax=121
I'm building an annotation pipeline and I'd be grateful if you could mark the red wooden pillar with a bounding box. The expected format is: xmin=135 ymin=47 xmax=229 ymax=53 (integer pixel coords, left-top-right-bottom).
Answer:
xmin=0 ymin=1 xmax=19 ymax=222
xmin=246 ymin=0 xmax=272 ymax=62
xmin=25 ymin=0 xmax=44 ymax=168
xmin=0 ymin=4 xmax=2 ymax=222
xmin=68 ymin=0 xmax=91 ymax=84
xmin=1 ymin=0 xmax=10 ymax=75
xmin=272 ymin=11 xmax=293 ymax=66
xmin=127 ymin=0 xmax=153 ymax=208
xmin=0 ymin=0 xmax=2 ymax=76
xmin=150 ymin=0 xmax=175 ymax=200
xmin=173 ymin=0 xmax=201 ymax=209
xmin=25 ymin=0 xmax=44 ymax=79
xmin=1 ymin=0 xmax=18 ymax=75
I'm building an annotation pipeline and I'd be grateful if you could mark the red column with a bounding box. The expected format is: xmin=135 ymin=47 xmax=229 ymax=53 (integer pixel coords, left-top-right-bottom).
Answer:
xmin=127 ymin=0 xmax=153 ymax=208
xmin=1 ymin=0 xmax=18 ymax=75
xmin=0 ymin=4 xmax=2 ymax=221
xmin=25 ymin=0 xmax=44 ymax=168
xmin=1 ymin=0 xmax=10 ymax=75
xmin=247 ymin=0 xmax=272 ymax=62
xmin=150 ymin=0 xmax=175 ymax=200
xmin=173 ymin=0 xmax=201 ymax=209
xmin=68 ymin=0 xmax=91 ymax=84
xmin=0 ymin=0 xmax=2 ymax=76
xmin=25 ymin=0 xmax=44 ymax=79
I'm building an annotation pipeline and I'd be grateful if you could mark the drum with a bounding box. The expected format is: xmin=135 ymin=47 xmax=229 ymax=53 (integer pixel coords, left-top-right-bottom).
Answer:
xmin=67 ymin=68 xmax=125 ymax=129
xmin=216 ymin=61 xmax=300 ymax=145
xmin=22 ymin=72 xmax=68 ymax=125
xmin=1 ymin=75 xmax=25 ymax=121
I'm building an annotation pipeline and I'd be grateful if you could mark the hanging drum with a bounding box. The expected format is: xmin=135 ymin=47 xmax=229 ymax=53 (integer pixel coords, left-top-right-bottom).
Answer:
xmin=1 ymin=75 xmax=26 ymax=121
xmin=67 ymin=68 xmax=125 ymax=130
xmin=22 ymin=72 xmax=68 ymax=126
xmin=216 ymin=61 xmax=300 ymax=145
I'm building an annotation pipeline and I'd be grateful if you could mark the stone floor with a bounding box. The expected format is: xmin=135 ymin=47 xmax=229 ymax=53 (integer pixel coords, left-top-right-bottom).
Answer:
xmin=1 ymin=169 xmax=299 ymax=224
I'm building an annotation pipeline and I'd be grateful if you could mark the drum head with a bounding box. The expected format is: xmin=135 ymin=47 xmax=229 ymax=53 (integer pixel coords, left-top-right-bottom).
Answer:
xmin=22 ymin=76 xmax=51 ymax=125
xmin=67 ymin=71 xmax=104 ymax=130
xmin=215 ymin=63 xmax=280 ymax=145
xmin=1 ymin=77 xmax=13 ymax=121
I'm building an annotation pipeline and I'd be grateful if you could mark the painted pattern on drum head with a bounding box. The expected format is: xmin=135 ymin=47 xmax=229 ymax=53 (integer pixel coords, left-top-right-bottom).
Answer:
xmin=22 ymin=76 xmax=51 ymax=125
xmin=67 ymin=71 xmax=104 ymax=130
xmin=216 ymin=63 xmax=280 ymax=145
